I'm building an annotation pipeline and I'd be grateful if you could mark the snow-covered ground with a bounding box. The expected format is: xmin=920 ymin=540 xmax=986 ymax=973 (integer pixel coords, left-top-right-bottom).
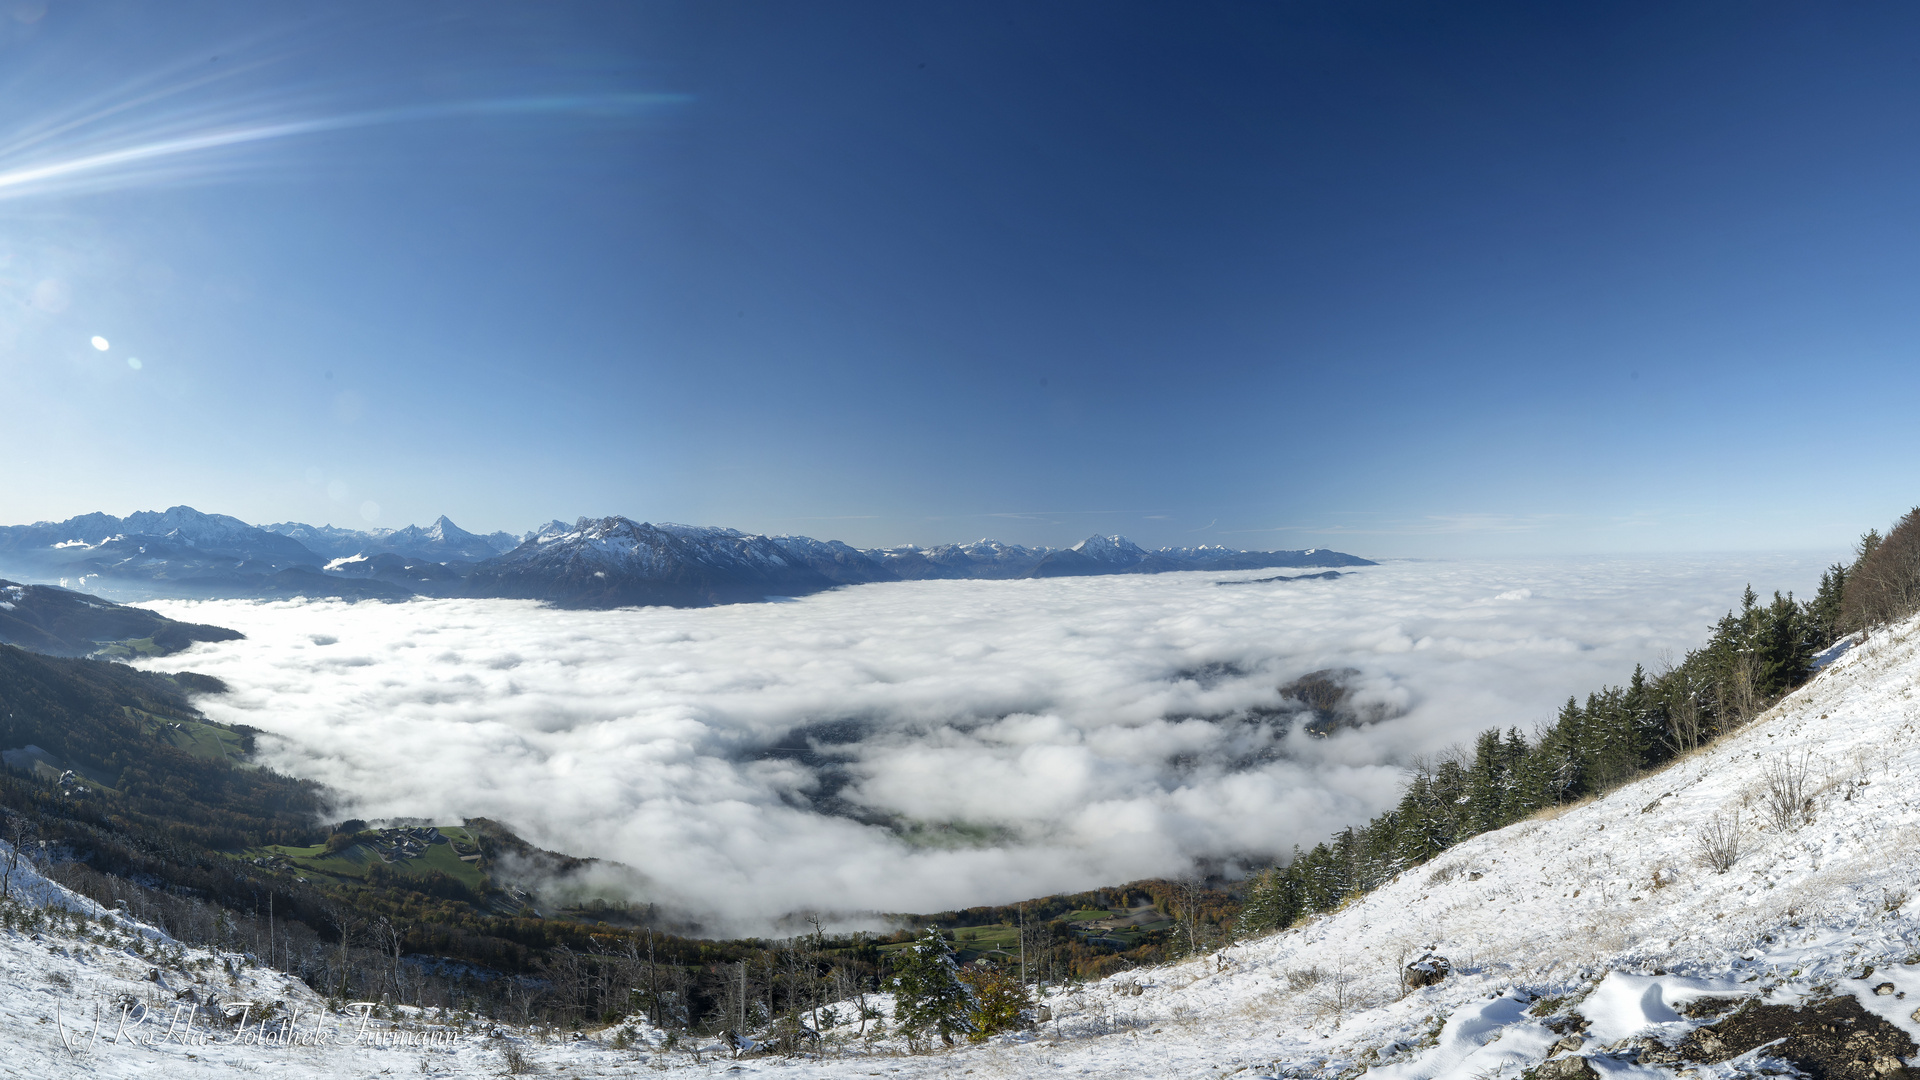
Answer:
xmin=11 ymin=614 xmax=1920 ymax=1077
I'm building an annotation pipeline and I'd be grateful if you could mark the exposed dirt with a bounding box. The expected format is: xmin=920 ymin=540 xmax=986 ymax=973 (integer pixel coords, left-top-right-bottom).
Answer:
xmin=1682 ymin=995 xmax=1751 ymax=1020
xmin=1653 ymin=994 xmax=1919 ymax=1080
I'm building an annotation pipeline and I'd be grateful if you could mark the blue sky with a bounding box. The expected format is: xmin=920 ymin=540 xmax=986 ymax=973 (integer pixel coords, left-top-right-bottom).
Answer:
xmin=0 ymin=1 xmax=1912 ymax=556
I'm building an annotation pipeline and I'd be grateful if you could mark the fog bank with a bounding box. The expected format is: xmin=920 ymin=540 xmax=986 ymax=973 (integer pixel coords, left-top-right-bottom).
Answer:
xmin=137 ymin=553 xmax=1834 ymax=934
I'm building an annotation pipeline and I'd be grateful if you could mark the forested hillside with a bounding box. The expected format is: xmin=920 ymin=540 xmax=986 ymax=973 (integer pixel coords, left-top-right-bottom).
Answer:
xmin=1231 ymin=518 xmax=1907 ymax=936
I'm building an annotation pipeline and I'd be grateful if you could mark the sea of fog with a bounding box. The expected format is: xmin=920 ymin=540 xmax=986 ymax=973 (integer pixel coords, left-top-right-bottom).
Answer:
xmin=135 ymin=553 xmax=1836 ymax=935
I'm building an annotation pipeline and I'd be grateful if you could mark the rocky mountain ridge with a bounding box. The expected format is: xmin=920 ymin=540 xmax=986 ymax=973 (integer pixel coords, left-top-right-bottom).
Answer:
xmin=0 ymin=506 xmax=1374 ymax=608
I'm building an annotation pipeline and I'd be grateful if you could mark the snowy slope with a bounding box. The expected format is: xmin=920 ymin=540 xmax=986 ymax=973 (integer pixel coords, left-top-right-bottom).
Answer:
xmin=728 ymin=612 xmax=1920 ymax=1077
xmin=13 ymin=616 xmax=1920 ymax=1076
xmin=0 ymin=845 xmax=698 ymax=1078
xmin=774 ymin=613 xmax=1920 ymax=1080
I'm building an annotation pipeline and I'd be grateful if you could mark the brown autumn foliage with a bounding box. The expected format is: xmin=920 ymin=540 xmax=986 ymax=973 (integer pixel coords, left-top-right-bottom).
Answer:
xmin=1842 ymin=508 xmax=1920 ymax=632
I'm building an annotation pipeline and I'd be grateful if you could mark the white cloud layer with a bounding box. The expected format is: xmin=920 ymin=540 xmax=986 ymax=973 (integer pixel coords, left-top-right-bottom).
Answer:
xmin=136 ymin=553 xmax=1835 ymax=934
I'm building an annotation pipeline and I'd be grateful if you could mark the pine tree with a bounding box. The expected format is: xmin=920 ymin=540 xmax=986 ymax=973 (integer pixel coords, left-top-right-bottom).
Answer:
xmin=1236 ymin=868 xmax=1289 ymax=936
xmin=1465 ymin=729 xmax=1505 ymax=835
xmin=1806 ymin=564 xmax=1848 ymax=648
xmin=1500 ymin=727 xmax=1539 ymax=819
xmin=1393 ymin=772 xmax=1448 ymax=865
xmin=1752 ymin=590 xmax=1813 ymax=700
xmin=892 ymin=927 xmax=976 ymax=1047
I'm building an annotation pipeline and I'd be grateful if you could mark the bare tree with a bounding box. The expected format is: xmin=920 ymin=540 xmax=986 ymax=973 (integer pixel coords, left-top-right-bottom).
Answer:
xmin=1654 ymin=653 xmax=1705 ymax=755
xmin=0 ymin=813 xmax=27 ymax=900
xmin=1843 ymin=512 xmax=1920 ymax=631
xmin=323 ymin=905 xmax=366 ymax=1000
xmin=711 ymin=959 xmax=766 ymax=1048
xmin=504 ymin=978 xmax=544 ymax=1027
xmin=373 ymin=918 xmax=408 ymax=1005
xmin=825 ymin=962 xmax=869 ymax=1038
xmin=538 ymin=945 xmax=594 ymax=1024
xmin=1717 ymin=653 xmax=1761 ymax=730
xmin=1018 ymin=913 xmax=1053 ymax=993
xmin=1168 ymin=876 xmax=1206 ymax=958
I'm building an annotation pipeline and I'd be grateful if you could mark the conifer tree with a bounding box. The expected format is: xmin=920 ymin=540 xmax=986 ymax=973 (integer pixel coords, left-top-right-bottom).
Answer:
xmin=1236 ymin=868 xmax=1289 ymax=936
xmin=1466 ymin=730 xmax=1505 ymax=835
xmin=1806 ymin=564 xmax=1848 ymax=647
xmin=1501 ymin=727 xmax=1540 ymax=818
xmin=892 ymin=927 xmax=975 ymax=1047
xmin=1393 ymin=773 xmax=1448 ymax=864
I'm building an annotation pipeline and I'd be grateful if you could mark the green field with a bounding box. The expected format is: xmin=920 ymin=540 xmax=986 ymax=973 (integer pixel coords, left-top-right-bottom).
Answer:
xmin=1063 ymin=908 xmax=1120 ymax=922
xmin=255 ymin=827 xmax=487 ymax=892
xmin=1098 ymin=919 xmax=1174 ymax=947
xmin=878 ymin=924 xmax=1021 ymax=963
xmin=120 ymin=705 xmax=247 ymax=763
xmin=92 ymin=637 xmax=167 ymax=659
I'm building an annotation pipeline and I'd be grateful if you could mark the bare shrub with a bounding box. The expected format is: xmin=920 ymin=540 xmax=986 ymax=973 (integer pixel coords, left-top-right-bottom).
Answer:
xmin=1384 ymin=937 xmax=1424 ymax=998
xmin=1424 ymin=864 xmax=1459 ymax=887
xmin=1284 ymin=966 xmax=1324 ymax=992
xmin=500 ymin=1042 xmax=533 ymax=1074
xmin=1304 ymin=966 xmax=1367 ymax=1029
xmin=1695 ymin=811 xmax=1747 ymax=873
xmin=1761 ymin=752 xmax=1816 ymax=832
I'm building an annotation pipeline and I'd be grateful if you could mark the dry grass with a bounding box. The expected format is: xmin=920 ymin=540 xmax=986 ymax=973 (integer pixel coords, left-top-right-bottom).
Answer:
xmin=1284 ymin=966 xmax=1325 ymax=991
xmin=1522 ymin=793 xmax=1600 ymax=825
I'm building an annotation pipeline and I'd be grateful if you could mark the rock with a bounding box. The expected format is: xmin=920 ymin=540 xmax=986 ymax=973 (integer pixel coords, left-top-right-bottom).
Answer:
xmin=1679 ymin=994 xmax=1918 ymax=1080
xmin=1551 ymin=1035 xmax=1585 ymax=1054
xmin=1537 ymin=1056 xmax=1601 ymax=1080
xmin=1876 ymin=983 xmax=1896 ymax=996
xmin=1405 ymin=954 xmax=1453 ymax=988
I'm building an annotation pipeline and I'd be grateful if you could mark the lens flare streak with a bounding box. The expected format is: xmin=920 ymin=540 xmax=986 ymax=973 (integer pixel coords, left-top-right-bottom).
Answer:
xmin=0 ymin=94 xmax=687 ymax=200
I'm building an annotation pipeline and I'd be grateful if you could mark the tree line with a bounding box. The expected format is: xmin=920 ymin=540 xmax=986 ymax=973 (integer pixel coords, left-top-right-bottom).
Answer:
xmin=1239 ymin=510 xmax=1920 ymax=936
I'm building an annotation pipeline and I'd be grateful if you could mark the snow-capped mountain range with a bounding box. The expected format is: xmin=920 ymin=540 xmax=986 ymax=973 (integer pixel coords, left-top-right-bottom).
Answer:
xmin=263 ymin=515 xmax=518 ymax=562
xmin=0 ymin=506 xmax=1373 ymax=608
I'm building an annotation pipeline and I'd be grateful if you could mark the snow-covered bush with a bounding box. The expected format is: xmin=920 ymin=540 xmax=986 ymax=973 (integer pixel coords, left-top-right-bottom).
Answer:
xmin=1761 ymin=752 xmax=1817 ymax=831
xmin=1695 ymin=810 xmax=1747 ymax=872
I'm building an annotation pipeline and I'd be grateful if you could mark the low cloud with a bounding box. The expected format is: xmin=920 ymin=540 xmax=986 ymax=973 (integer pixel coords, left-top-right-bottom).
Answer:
xmin=137 ymin=553 xmax=1833 ymax=935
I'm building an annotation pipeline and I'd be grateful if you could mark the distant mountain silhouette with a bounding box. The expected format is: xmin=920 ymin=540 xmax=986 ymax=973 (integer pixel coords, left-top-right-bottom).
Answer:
xmin=0 ymin=508 xmax=1374 ymax=609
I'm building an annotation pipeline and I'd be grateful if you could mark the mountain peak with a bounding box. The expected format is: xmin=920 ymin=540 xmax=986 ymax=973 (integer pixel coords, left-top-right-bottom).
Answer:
xmin=1070 ymin=534 xmax=1147 ymax=562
